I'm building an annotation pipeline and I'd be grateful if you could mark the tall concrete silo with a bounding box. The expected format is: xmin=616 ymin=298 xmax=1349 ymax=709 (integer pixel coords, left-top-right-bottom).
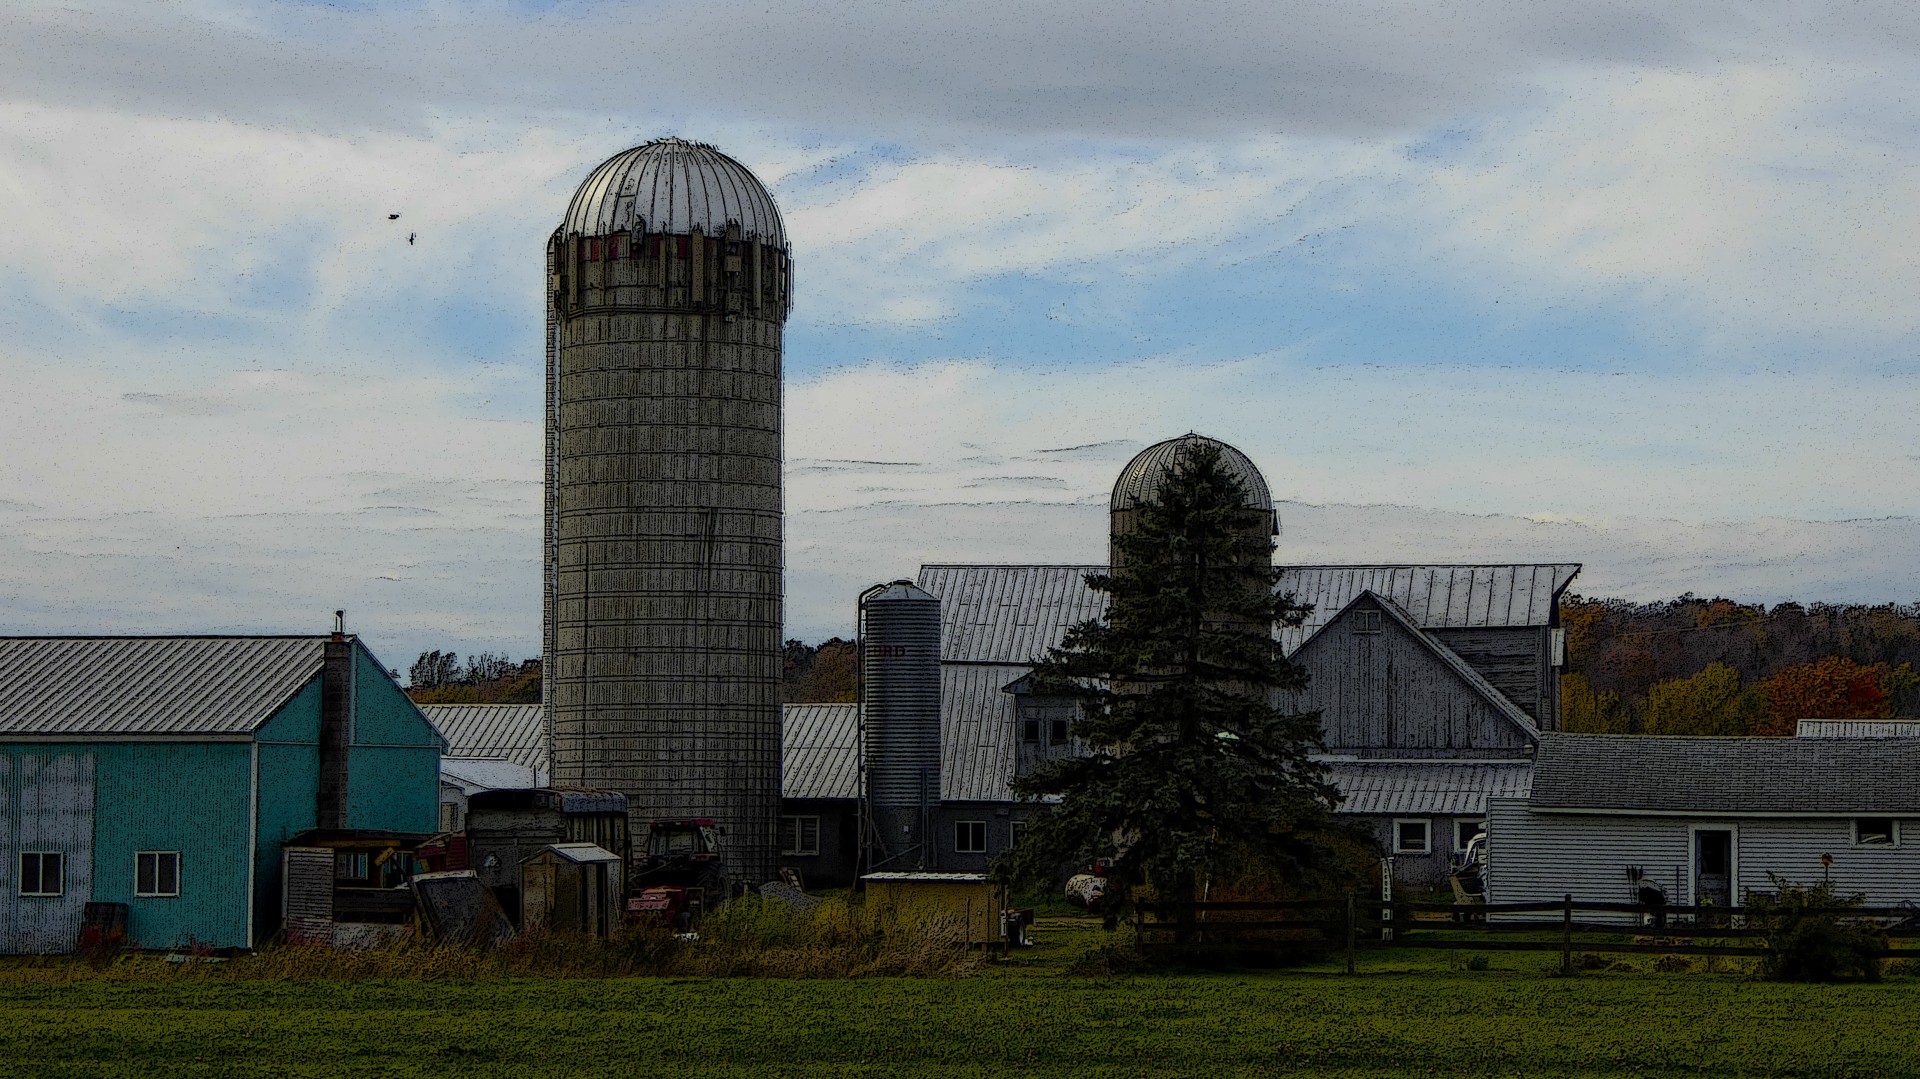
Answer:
xmin=859 ymin=581 xmax=943 ymax=871
xmin=544 ymin=138 xmax=791 ymax=884
xmin=1109 ymin=433 xmax=1277 ymax=570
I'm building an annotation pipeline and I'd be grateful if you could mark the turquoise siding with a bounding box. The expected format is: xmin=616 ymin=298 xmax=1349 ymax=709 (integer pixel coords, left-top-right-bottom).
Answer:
xmin=344 ymin=648 xmax=440 ymax=834
xmin=2 ymin=638 xmax=444 ymax=952
xmin=253 ymin=678 xmax=323 ymax=936
xmin=2 ymin=743 xmax=254 ymax=950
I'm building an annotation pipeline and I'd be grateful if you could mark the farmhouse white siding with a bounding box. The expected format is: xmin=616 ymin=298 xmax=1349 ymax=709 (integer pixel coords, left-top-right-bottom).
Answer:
xmin=1488 ymin=798 xmax=1920 ymax=921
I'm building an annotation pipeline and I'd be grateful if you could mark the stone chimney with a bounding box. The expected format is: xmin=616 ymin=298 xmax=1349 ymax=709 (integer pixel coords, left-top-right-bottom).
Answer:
xmin=317 ymin=610 xmax=352 ymax=830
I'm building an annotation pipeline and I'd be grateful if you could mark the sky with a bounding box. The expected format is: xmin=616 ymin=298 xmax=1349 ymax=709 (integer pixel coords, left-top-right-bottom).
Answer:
xmin=4 ymin=1 xmax=1920 ymax=670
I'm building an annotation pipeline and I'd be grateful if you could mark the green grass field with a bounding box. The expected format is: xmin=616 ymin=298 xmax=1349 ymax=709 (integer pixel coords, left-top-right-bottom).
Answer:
xmin=3 ymin=918 xmax=1918 ymax=1078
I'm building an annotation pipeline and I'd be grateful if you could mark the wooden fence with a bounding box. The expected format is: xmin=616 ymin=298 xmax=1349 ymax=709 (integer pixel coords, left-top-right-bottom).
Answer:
xmin=1134 ymin=897 xmax=1920 ymax=972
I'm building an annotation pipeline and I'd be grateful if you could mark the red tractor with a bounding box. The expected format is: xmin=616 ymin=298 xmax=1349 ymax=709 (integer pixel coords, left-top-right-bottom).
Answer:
xmin=626 ymin=818 xmax=727 ymax=931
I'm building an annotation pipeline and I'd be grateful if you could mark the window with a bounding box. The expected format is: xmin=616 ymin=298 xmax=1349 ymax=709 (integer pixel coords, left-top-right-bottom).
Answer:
xmin=1393 ymin=819 xmax=1431 ymax=855
xmin=954 ymin=820 xmax=988 ymax=854
xmin=439 ymin=801 xmax=462 ymax=833
xmin=1009 ymin=820 xmax=1026 ymax=850
xmin=779 ymin=815 xmax=821 ymax=856
xmin=1049 ymin=718 xmax=1070 ymax=745
xmin=335 ymin=851 xmax=370 ymax=882
xmin=1855 ymin=818 xmax=1898 ymax=848
xmin=1353 ymin=610 xmax=1382 ymax=635
xmin=1021 ymin=718 xmax=1040 ymax=744
xmin=1455 ymin=819 xmax=1486 ymax=852
xmin=136 ymin=851 xmax=181 ymax=898
xmin=18 ymin=852 xmax=61 ymax=897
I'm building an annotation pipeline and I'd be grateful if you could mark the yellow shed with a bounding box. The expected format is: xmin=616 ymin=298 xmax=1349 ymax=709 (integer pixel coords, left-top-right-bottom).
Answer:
xmin=861 ymin=872 xmax=1006 ymax=945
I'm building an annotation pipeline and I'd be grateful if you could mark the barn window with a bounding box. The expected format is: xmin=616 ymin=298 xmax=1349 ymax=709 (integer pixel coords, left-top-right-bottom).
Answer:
xmin=779 ymin=815 xmax=820 ymax=856
xmin=1021 ymin=718 xmax=1040 ymax=744
xmin=1049 ymin=718 xmax=1071 ymax=745
xmin=1393 ymin=819 xmax=1430 ymax=855
xmin=1854 ymin=818 xmax=1898 ymax=848
xmin=1009 ymin=820 xmax=1026 ymax=850
xmin=136 ymin=851 xmax=181 ymax=897
xmin=1353 ymin=610 xmax=1382 ymax=635
xmin=1455 ymin=819 xmax=1486 ymax=852
xmin=954 ymin=820 xmax=988 ymax=854
xmin=18 ymin=852 xmax=62 ymax=897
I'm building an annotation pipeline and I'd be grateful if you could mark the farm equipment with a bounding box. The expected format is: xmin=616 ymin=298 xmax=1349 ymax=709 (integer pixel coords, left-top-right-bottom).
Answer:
xmin=626 ymin=818 xmax=727 ymax=931
xmin=1449 ymin=833 xmax=1487 ymax=906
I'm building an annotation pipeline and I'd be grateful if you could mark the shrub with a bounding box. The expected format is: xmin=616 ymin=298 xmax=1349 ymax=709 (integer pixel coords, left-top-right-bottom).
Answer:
xmin=1746 ymin=875 xmax=1885 ymax=982
xmin=1651 ymin=954 xmax=1693 ymax=973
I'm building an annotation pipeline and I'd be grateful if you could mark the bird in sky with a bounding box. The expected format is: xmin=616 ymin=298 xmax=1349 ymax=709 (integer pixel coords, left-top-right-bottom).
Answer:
xmin=388 ymin=213 xmax=400 ymax=220
xmin=408 ymin=232 xmax=416 ymax=245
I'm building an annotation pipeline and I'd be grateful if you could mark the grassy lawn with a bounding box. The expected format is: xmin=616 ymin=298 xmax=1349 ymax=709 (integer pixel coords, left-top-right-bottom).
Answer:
xmin=2 ymin=918 xmax=1917 ymax=1077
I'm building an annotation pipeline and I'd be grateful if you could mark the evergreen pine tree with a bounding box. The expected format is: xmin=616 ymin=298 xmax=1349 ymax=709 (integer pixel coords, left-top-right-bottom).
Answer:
xmin=998 ymin=443 xmax=1351 ymax=949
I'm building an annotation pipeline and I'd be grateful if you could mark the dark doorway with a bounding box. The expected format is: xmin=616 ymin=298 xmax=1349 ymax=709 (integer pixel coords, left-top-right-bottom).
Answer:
xmin=1695 ymin=829 xmax=1733 ymax=911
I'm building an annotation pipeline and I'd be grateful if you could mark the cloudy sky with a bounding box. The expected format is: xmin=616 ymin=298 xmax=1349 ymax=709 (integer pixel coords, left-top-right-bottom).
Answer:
xmin=4 ymin=0 xmax=1920 ymax=669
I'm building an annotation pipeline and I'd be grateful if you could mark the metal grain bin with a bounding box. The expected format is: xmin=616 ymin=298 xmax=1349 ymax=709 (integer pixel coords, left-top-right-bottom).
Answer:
xmin=860 ymin=581 xmax=942 ymax=869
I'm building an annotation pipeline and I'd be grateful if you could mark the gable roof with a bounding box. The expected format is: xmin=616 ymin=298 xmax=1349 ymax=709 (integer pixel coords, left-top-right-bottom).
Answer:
xmin=916 ymin=564 xmax=1106 ymax=665
xmin=1278 ymin=564 xmax=1580 ymax=654
xmin=783 ymin=703 xmax=859 ymax=800
xmin=1325 ymin=591 xmax=1541 ymax=741
xmin=421 ymin=704 xmax=548 ymax=776
xmin=0 ymin=636 xmax=330 ymax=736
xmin=1530 ymin=732 xmax=1920 ymax=815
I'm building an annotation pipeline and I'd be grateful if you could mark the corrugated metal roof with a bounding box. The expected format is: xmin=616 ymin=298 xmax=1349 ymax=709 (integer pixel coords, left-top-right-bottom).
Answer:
xmin=421 ymin=704 xmax=548 ymax=779
xmin=917 ymin=565 xmax=1107 ymax=665
xmin=1278 ymin=564 xmax=1581 ymax=654
xmin=440 ymin=757 xmax=538 ymax=795
xmin=1531 ymin=733 xmax=1920 ymax=814
xmin=1320 ymin=759 xmax=1534 ymax=816
xmin=782 ymin=703 xmax=859 ymax=801
xmin=562 ymin=137 xmax=786 ymax=246
xmin=0 ymin=636 xmax=327 ymax=736
xmin=941 ymin=663 xmax=1027 ymax=802
xmin=1796 ymin=720 xmax=1920 ymax=738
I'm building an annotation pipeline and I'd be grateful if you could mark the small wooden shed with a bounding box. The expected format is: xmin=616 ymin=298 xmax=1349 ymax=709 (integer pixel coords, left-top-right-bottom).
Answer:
xmin=520 ymin=843 xmax=623 ymax=937
xmin=861 ymin=872 xmax=1006 ymax=945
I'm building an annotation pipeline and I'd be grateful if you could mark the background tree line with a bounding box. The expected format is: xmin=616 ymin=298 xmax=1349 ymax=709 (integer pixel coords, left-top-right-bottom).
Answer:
xmin=1561 ymin=594 xmax=1920 ymax=735
xmin=404 ymin=650 xmax=542 ymax=704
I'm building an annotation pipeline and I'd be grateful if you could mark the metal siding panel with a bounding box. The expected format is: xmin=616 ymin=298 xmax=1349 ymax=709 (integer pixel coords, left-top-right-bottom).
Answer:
xmin=90 ymin=743 xmax=251 ymax=951
xmin=7 ymin=753 xmax=93 ymax=954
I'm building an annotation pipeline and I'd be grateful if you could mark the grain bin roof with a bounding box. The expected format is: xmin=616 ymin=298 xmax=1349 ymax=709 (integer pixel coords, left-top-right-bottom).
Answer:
xmin=1110 ymin=433 xmax=1273 ymax=514
xmin=1530 ymin=732 xmax=1920 ymax=815
xmin=0 ymin=636 xmax=329 ymax=736
xmin=561 ymin=137 xmax=786 ymax=245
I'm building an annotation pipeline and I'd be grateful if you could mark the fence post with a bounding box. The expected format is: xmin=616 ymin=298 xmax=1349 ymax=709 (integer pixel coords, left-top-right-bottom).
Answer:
xmin=1346 ymin=894 xmax=1356 ymax=975
xmin=1561 ymin=893 xmax=1573 ymax=975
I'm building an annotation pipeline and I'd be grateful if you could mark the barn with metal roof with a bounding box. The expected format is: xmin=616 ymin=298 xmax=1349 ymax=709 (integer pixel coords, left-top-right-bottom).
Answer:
xmin=0 ymin=634 xmax=442 ymax=954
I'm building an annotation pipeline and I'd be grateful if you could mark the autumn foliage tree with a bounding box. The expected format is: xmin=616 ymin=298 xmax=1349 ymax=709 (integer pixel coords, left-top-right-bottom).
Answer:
xmin=1753 ymin=657 xmax=1891 ymax=736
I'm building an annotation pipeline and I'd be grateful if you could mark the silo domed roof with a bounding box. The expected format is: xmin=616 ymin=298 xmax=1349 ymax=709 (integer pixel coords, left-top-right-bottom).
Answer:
xmin=1110 ymin=434 xmax=1274 ymax=514
xmin=561 ymin=137 xmax=786 ymax=246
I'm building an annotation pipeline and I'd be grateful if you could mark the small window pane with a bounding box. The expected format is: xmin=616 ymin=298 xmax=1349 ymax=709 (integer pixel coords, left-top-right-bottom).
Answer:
xmin=1856 ymin=819 xmax=1897 ymax=847
xmin=1394 ymin=820 xmax=1430 ymax=855
xmin=955 ymin=820 xmax=987 ymax=854
xmin=1455 ymin=820 xmax=1486 ymax=851
xmin=20 ymin=853 xmax=62 ymax=897
xmin=1050 ymin=719 xmax=1070 ymax=745
xmin=1021 ymin=719 xmax=1040 ymax=744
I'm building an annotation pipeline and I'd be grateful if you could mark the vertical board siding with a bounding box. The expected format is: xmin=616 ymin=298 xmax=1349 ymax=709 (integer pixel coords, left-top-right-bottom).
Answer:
xmin=1427 ymin=628 xmax=1550 ymax=721
xmin=91 ymin=743 xmax=252 ymax=951
xmin=347 ymin=747 xmax=440 ymax=833
xmin=350 ymin=647 xmax=443 ymax=749
xmin=1 ymin=753 xmax=95 ymax=954
xmin=1290 ymin=602 xmax=1531 ymax=756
